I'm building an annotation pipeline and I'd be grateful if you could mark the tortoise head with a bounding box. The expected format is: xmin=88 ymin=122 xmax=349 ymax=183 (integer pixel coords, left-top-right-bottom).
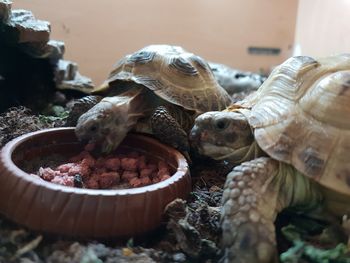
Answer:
xmin=190 ymin=111 xmax=257 ymax=163
xmin=75 ymin=96 xmax=137 ymax=153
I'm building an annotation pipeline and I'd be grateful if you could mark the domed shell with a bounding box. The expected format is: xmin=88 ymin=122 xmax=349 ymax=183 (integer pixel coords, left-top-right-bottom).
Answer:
xmin=238 ymin=54 xmax=350 ymax=195
xmin=94 ymin=45 xmax=231 ymax=113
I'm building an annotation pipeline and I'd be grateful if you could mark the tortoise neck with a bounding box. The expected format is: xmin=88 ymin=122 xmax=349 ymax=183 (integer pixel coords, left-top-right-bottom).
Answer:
xmin=235 ymin=140 xmax=265 ymax=163
xmin=276 ymin=162 xmax=323 ymax=214
xmin=216 ymin=140 xmax=264 ymax=164
xmin=124 ymin=86 xmax=150 ymax=129
xmin=104 ymin=85 xmax=149 ymax=131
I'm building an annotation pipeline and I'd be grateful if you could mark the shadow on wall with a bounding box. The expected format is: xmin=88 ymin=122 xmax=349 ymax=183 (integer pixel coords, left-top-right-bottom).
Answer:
xmin=13 ymin=0 xmax=298 ymax=84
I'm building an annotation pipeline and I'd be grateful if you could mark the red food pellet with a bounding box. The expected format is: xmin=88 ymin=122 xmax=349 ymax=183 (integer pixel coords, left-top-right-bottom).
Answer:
xmin=56 ymin=163 xmax=76 ymax=173
xmin=104 ymin=158 xmax=120 ymax=171
xmin=38 ymin=167 xmax=58 ymax=181
xmin=151 ymin=172 xmax=158 ymax=180
xmin=67 ymin=164 xmax=81 ymax=176
xmin=80 ymin=164 xmax=91 ymax=177
xmin=147 ymin=164 xmax=158 ymax=173
xmin=121 ymin=171 xmax=138 ymax=182
xmin=92 ymin=168 xmax=107 ymax=176
xmin=158 ymin=160 xmax=168 ymax=170
xmin=95 ymin=157 xmax=106 ymax=168
xmin=140 ymin=176 xmax=151 ymax=186
xmin=138 ymin=155 xmax=147 ymax=169
xmin=120 ymin=158 xmax=139 ymax=171
xmin=139 ymin=168 xmax=153 ymax=178
xmin=81 ymin=154 xmax=96 ymax=168
xmin=98 ymin=172 xmax=120 ymax=189
xmin=129 ymin=177 xmax=142 ymax=187
xmin=85 ymin=178 xmax=99 ymax=189
xmin=68 ymin=164 xmax=90 ymax=178
xmin=35 ymin=145 xmax=173 ymax=189
xmin=160 ymin=174 xmax=171 ymax=181
xmin=51 ymin=175 xmax=74 ymax=187
xmin=157 ymin=167 xmax=170 ymax=178
xmin=152 ymin=177 xmax=161 ymax=184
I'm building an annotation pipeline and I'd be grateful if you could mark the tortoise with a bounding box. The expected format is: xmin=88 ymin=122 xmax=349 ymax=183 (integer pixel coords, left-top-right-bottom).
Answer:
xmin=65 ymin=52 xmax=258 ymax=128
xmin=74 ymin=45 xmax=231 ymax=153
xmin=209 ymin=62 xmax=266 ymax=98
xmin=190 ymin=54 xmax=350 ymax=263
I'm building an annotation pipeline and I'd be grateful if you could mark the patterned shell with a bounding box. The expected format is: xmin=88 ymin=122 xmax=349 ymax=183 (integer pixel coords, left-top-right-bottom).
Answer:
xmin=237 ymin=54 xmax=350 ymax=195
xmin=94 ymin=45 xmax=231 ymax=113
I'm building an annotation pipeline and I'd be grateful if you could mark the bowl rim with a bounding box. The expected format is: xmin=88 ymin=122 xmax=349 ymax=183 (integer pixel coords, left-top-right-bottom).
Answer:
xmin=0 ymin=127 xmax=189 ymax=196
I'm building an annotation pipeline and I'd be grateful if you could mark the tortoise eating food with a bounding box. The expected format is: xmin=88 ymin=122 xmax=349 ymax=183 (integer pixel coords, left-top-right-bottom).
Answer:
xmin=190 ymin=54 xmax=350 ymax=263
xmin=74 ymin=45 xmax=231 ymax=153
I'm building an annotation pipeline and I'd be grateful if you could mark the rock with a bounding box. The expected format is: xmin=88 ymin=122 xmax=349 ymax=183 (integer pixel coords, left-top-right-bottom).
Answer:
xmin=209 ymin=62 xmax=266 ymax=96
xmin=60 ymin=72 xmax=94 ymax=93
xmin=167 ymin=218 xmax=202 ymax=257
xmin=0 ymin=74 xmax=4 ymax=93
xmin=165 ymin=198 xmax=221 ymax=261
xmin=46 ymin=242 xmax=157 ymax=263
xmin=55 ymin=60 xmax=78 ymax=83
xmin=172 ymin=252 xmax=186 ymax=262
xmin=0 ymin=0 xmax=11 ymax=23
xmin=55 ymin=60 xmax=94 ymax=93
xmin=0 ymin=40 xmax=56 ymax=111
xmin=164 ymin=199 xmax=187 ymax=221
xmin=0 ymin=5 xmax=94 ymax=111
xmin=21 ymin=40 xmax=65 ymax=62
xmin=5 ymin=9 xmax=50 ymax=44
xmin=0 ymin=6 xmax=63 ymax=61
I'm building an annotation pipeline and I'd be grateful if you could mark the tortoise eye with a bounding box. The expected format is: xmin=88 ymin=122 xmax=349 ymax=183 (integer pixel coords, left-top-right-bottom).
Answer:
xmin=215 ymin=119 xmax=229 ymax=130
xmin=89 ymin=124 xmax=98 ymax=132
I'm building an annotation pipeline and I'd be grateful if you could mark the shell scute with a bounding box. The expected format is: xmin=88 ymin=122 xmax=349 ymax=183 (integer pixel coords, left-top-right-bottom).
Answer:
xmin=127 ymin=50 xmax=156 ymax=64
xmin=170 ymin=57 xmax=199 ymax=76
xmin=101 ymin=45 xmax=231 ymax=113
xmin=190 ymin=55 xmax=210 ymax=71
xmin=240 ymin=54 xmax=350 ymax=195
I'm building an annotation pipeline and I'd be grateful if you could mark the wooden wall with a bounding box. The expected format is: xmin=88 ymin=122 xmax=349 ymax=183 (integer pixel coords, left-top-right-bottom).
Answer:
xmin=13 ymin=0 xmax=298 ymax=84
xmin=294 ymin=0 xmax=350 ymax=57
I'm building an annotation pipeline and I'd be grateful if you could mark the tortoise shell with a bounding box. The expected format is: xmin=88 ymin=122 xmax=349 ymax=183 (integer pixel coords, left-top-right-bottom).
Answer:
xmin=93 ymin=45 xmax=231 ymax=113
xmin=236 ymin=54 xmax=350 ymax=195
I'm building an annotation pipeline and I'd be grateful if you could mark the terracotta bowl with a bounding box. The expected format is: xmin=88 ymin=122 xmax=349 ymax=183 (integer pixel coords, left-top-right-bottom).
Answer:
xmin=0 ymin=128 xmax=191 ymax=238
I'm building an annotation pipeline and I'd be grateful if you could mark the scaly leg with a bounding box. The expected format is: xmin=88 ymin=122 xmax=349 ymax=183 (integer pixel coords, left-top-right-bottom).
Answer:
xmin=221 ymin=157 xmax=284 ymax=263
xmin=150 ymin=106 xmax=190 ymax=152
xmin=66 ymin=95 xmax=102 ymax=126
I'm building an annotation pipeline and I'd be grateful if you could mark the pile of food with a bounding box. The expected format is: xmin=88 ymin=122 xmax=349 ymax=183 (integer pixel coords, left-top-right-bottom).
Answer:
xmin=33 ymin=144 xmax=172 ymax=189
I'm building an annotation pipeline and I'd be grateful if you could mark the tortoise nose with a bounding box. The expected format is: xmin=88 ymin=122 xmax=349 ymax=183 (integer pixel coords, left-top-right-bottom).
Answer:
xmin=190 ymin=125 xmax=212 ymax=149
xmin=189 ymin=125 xmax=200 ymax=146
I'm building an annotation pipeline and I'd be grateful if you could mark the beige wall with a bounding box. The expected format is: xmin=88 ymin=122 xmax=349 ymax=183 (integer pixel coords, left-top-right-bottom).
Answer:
xmin=13 ymin=0 xmax=298 ymax=85
xmin=295 ymin=0 xmax=350 ymax=57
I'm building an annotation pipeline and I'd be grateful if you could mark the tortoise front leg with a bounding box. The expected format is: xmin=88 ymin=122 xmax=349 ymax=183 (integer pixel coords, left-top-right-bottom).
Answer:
xmin=66 ymin=95 xmax=103 ymax=126
xmin=150 ymin=106 xmax=190 ymax=152
xmin=221 ymin=157 xmax=285 ymax=263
